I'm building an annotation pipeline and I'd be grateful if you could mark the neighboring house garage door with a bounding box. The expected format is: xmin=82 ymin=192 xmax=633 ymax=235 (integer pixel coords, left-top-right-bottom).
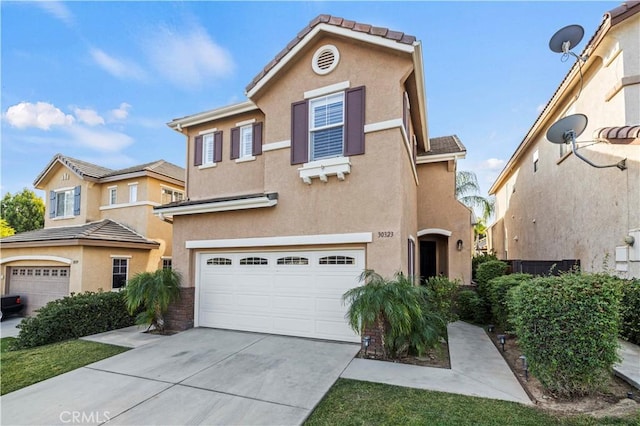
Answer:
xmin=197 ymin=250 xmax=364 ymax=343
xmin=7 ymin=267 xmax=70 ymax=315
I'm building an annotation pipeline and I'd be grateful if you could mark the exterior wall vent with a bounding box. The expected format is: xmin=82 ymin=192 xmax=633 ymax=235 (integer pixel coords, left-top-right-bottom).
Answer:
xmin=312 ymin=45 xmax=340 ymax=75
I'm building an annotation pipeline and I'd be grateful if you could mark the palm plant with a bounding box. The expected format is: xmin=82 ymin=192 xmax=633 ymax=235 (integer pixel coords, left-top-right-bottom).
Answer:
xmin=455 ymin=170 xmax=495 ymax=221
xmin=343 ymin=270 xmax=446 ymax=358
xmin=124 ymin=268 xmax=181 ymax=333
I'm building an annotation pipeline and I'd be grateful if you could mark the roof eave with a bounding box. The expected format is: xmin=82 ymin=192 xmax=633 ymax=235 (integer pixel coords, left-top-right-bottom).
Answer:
xmin=412 ymin=41 xmax=429 ymax=152
xmin=167 ymin=101 xmax=259 ymax=132
xmin=416 ymin=151 xmax=466 ymax=164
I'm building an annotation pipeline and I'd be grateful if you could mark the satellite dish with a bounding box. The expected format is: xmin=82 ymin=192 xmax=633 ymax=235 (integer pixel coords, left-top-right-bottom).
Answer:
xmin=546 ymin=114 xmax=588 ymax=144
xmin=549 ymin=24 xmax=584 ymax=53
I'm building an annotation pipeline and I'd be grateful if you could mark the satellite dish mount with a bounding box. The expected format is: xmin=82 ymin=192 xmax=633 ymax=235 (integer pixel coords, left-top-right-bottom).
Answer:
xmin=546 ymin=114 xmax=627 ymax=171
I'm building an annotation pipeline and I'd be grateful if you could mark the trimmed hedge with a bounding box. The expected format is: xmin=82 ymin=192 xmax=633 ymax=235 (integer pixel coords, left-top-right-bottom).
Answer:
xmin=13 ymin=291 xmax=135 ymax=349
xmin=456 ymin=289 xmax=486 ymax=324
xmin=486 ymin=273 xmax=532 ymax=331
xmin=424 ymin=276 xmax=459 ymax=323
xmin=620 ymin=278 xmax=640 ymax=345
xmin=476 ymin=260 xmax=508 ymax=298
xmin=508 ymin=273 xmax=621 ymax=397
xmin=472 ymin=252 xmax=498 ymax=280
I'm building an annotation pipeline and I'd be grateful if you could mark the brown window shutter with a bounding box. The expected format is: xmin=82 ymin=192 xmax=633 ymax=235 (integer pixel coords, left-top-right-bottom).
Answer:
xmin=231 ymin=127 xmax=240 ymax=160
xmin=214 ymin=131 xmax=223 ymax=163
xmin=253 ymin=122 xmax=263 ymax=156
xmin=194 ymin=135 xmax=203 ymax=166
xmin=344 ymin=86 xmax=366 ymax=156
xmin=291 ymin=100 xmax=309 ymax=165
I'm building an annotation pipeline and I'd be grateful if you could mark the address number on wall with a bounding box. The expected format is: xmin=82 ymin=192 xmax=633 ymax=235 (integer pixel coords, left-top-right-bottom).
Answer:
xmin=377 ymin=231 xmax=394 ymax=238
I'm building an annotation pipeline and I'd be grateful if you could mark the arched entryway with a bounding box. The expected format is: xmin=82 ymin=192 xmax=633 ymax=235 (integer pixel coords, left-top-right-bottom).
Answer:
xmin=417 ymin=228 xmax=450 ymax=283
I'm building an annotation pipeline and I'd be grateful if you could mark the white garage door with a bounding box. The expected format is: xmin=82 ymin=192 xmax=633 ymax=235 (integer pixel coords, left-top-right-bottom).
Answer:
xmin=7 ymin=266 xmax=70 ymax=315
xmin=197 ymin=250 xmax=364 ymax=342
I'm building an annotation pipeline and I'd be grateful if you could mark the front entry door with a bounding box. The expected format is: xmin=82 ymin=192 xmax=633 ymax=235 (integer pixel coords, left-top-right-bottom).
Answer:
xmin=420 ymin=241 xmax=437 ymax=282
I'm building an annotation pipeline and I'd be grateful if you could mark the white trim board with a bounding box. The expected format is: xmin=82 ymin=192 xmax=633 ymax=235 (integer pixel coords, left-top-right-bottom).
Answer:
xmin=1 ymin=255 xmax=72 ymax=265
xmin=186 ymin=232 xmax=373 ymax=249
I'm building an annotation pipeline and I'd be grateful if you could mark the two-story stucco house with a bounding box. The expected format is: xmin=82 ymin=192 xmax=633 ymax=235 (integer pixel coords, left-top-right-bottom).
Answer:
xmin=488 ymin=2 xmax=639 ymax=278
xmin=155 ymin=15 xmax=473 ymax=342
xmin=0 ymin=154 xmax=185 ymax=314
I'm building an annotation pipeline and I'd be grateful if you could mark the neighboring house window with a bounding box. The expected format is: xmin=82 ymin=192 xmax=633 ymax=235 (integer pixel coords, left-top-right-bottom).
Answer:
xmin=194 ymin=131 xmax=223 ymax=166
xmin=533 ymin=149 xmax=539 ymax=173
xmin=291 ymin=86 xmax=365 ymax=164
xmin=231 ymin=122 xmax=263 ymax=160
xmin=129 ymin=184 xmax=138 ymax=203
xmin=109 ymin=187 xmax=117 ymax=205
xmin=161 ymin=188 xmax=184 ymax=204
xmin=162 ymin=258 xmax=172 ymax=270
xmin=112 ymin=258 xmax=128 ymax=289
xmin=49 ymin=186 xmax=81 ymax=218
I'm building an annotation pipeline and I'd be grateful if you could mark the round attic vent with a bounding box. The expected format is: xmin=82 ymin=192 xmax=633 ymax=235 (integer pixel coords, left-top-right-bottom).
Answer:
xmin=312 ymin=45 xmax=340 ymax=75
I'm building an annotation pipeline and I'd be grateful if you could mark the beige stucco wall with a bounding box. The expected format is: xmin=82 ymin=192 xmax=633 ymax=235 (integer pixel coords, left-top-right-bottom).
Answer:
xmin=416 ymin=161 xmax=473 ymax=284
xmin=489 ymin=15 xmax=640 ymax=278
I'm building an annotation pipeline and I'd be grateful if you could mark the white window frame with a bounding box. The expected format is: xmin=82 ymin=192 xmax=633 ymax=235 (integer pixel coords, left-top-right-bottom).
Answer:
xmin=108 ymin=186 xmax=117 ymax=206
xmin=128 ymin=183 xmax=138 ymax=203
xmin=203 ymin=133 xmax=215 ymax=165
xmin=240 ymin=125 xmax=253 ymax=158
xmin=161 ymin=186 xmax=184 ymax=204
xmin=55 ymin=188 xmax=75 ymax=218
xmin=309 ymin=92 xmax=345 ymax=161
xmin=111 ymin=257 xmax=129 ymax=290
xmin=533 ymin=149 xmax=539 ymax=173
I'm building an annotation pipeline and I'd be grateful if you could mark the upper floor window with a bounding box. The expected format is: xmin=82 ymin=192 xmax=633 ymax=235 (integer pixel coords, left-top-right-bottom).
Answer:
xmin=129 ymin=183 xmax=138 ymax=203
xmin=49 ymin=186 xmax=80 ymax=218
xmin=194 ymin=131 xmax=222 ymax=167
xmin=309 ymin=92 xmax=344 ymax=161
xmin=231 ymin=122 xmax=263 ymax=160
xmin=291 ymin=86 xmax=365 ymax=165
xmin=533 ymin=149 xmax=539 ymax=173
xmin=161 ymin=187 xmax=184 ymax=204
xmin=109 ymin=187 xmax=117 ymax=205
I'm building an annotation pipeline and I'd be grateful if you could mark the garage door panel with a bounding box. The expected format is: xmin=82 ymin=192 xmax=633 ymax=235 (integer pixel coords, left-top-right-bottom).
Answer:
xmin=7 ymin=267 xmax=69 ymax=316
xmin=198 ymin=250 xmax=363 ymax=342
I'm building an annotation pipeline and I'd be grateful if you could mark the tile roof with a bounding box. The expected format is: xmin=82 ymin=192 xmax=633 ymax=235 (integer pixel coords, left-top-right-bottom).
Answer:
xmin=425 ymin=135 xmax=466 ymax=155
xmin=593 ymin=125 xmax=640 ymax=140
xmin=245 ymin=14 xmax=417 ymax=94
xmin=35 ymin=154 xmax=184 ymax=186
xmin=0 ymin=219 xmax=159 ymax=248
xmin=608 ymin=1 xmax=640 ymax=25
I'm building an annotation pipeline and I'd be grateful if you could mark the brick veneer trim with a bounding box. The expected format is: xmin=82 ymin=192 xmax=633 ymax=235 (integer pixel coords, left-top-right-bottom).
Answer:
xmin=166 ymin=287 xmax=195 ymax=331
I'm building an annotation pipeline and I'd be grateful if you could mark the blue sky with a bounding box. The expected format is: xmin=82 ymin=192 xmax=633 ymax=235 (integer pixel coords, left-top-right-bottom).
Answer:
xmin=1 ymin=1 xmax=614 ymax=199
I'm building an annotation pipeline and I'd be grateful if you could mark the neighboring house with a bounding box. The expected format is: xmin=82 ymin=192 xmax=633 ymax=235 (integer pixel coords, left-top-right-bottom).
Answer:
xmin=488 ymin=2 xmax=639 ymax=278
xmin=155 ymin=15 xmax=473 ymax=342
xmin=0 ymin=154 xmax=185 ymax=314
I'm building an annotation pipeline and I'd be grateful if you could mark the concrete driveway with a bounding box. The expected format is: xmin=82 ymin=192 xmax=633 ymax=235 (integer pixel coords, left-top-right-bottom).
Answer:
xmin=0 ymin=328 xmax=360 ymax=425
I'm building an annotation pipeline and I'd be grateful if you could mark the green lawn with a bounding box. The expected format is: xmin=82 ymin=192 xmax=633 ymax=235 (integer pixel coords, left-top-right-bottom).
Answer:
xmin=304 ymin=379 xmax=640 ymax=426
xmin=0 ymin=337 xmax=129 ymax=395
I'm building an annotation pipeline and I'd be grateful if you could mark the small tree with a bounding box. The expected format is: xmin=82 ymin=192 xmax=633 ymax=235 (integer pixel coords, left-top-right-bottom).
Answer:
xmin=125 ymin=269 xmax=181 ymax=333
xmin=1 ymin=189 xmax=45 ymax=233
xmin=0 ymin=218 xmax=15 ymax=237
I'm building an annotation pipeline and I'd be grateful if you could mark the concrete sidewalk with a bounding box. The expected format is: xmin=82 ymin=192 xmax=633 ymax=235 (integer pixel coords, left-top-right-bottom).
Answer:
xmin=80 ymin=325 xmax=165 ymax=348
xmin=341 ymin=321 xmax=533 ymax=405
xmin=615 ymin=339 xmax=640 ymax=390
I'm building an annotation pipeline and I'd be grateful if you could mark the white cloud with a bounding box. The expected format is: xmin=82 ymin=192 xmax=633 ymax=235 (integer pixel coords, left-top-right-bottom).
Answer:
xmin=143 ymin=24 xmax=234 ymax=90
xmin=5 ymin=102 xmax=74 ymax=130
xmin=73 ymin=107 xmax=105 ymax=126
xmin=109 ymin=103 xmax=132 ymax=121
xmin=480 ymin=158 xmax=506 ymax=171
xmin=90 ymin=48 xmax=146 ymax=81
xmin=36 ymin=0 xmax=74 ymax=26
xmin=65 ymin=125 xmax=134 ymax=152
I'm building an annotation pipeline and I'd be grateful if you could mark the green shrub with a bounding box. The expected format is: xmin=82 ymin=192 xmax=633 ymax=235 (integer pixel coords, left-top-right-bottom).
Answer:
xmin=125 ymin=269 xmax=181 ymax=333
xmin=508 ymin=273 xmax=622 ymax=397
xmin=472 ymin=252 xmax=498 ymax=280
xmin=13 ymin=291 xmax=134 ymax=349
xmin=423 ymin=275 xmax=459 ymax=323
xmin=486 ymin=273 xmax=532 ymax=331
xmin=620 ymin=278 xmax=640 ymax=345
xmin=456 ymin=289 xmax=485 ymax=324
xmin=343 ymin=270 xmax=446 ymax=359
